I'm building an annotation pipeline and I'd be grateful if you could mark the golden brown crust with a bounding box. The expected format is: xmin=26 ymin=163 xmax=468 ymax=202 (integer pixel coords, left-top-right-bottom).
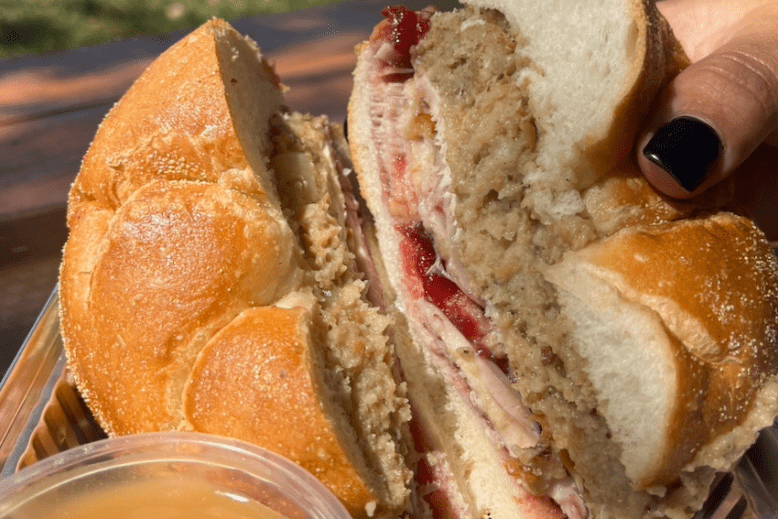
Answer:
xmin=560 ymin=212 xmax=778 ymax=486
xmin=583 ymin=157 xmax=736 ymax=237
xmin=583 ymin=160 xmax=691 ymax=236
xmin=67 ymin=19 xmax=282 ymax=215
xmin=183 ymin=306 xmax=378 ymax=517
xmin=60 ymin=19 xmax=299 ymax=436
xmin=62 ymin=180 xmax=297 ymax=434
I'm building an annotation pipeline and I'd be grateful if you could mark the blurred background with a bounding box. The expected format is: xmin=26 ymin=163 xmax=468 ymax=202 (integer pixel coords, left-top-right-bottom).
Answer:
xmin=1 ymin=0 xmax=346 ymax=59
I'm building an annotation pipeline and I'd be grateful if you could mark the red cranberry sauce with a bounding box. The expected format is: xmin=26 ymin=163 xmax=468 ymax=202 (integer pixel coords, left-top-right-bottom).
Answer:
xmin=408 ymin=406 xmax=463 ymax=519
xmin=398 ymin=224 xmax=501 ymax=364
xmin=378 ymin=6 xmax=432 ymax=81
xmin=418 ymin=460 xmax=462 ymax=519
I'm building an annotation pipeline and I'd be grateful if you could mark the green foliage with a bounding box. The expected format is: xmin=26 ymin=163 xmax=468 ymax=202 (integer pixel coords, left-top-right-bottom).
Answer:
xmin=0 ymin=0 xmax=344 ymax=58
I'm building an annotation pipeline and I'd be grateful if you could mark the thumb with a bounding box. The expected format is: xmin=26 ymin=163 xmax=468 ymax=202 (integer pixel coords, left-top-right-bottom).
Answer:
xmin=637 ymin=2 xmax=778 ymax=199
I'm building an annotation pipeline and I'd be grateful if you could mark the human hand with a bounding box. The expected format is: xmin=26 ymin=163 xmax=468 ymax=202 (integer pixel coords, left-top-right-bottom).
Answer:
xmin=637 ymin=0 xmax=778 ymax=201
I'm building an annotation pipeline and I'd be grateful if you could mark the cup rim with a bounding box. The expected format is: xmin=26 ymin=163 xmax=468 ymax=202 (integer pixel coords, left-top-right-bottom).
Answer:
xmin=0 ymin=431 xmax=351 ymax=519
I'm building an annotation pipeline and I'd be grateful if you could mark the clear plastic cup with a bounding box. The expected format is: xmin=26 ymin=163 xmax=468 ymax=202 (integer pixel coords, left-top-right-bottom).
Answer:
xmin=0 ymin=431 xmax=351 ymax=519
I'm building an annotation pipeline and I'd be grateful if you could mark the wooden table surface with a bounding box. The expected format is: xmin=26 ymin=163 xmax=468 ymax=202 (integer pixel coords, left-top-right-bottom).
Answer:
xmin=0 ymin=0 xmax=459 ymax=377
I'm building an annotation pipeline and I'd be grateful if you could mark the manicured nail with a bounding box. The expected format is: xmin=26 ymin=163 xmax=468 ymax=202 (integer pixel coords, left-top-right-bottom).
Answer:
xmin=642 ymin=116 xmax=721 ymax=192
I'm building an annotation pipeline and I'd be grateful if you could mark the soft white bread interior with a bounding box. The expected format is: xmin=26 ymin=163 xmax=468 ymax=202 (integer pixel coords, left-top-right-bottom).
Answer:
xmin=454 ymin=0 xmax=685 ymax=190
xmin=59 ymin=20 xmax=410 ymax=518
xmin=347 ymin=2 xmax=778 ymax=519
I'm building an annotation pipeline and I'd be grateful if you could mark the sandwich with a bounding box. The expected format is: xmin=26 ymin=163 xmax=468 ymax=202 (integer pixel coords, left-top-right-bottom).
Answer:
xmin=58 ymin=5 xmax=778 ymax=519
xmin=58 ymin=19 xmax=412 ymax=519
xmin=347 ymin=1 xmax=778 ymax=518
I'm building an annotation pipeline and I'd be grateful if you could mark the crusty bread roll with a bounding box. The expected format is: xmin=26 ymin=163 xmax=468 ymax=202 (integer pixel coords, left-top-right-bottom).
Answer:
xmin=59 ymin=19 xmax=411 ymax=518
xmin=347 ymin=2 xmax=778 ymax=519
xmin=545 ymin=212 xmax=778 ymax=489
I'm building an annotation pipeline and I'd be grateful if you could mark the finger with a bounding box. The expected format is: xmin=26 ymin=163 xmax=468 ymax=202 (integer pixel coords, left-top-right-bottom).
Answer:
xmin=654 ymin=0 xmax=773 ymax=62
xmin=637 ymin=2 xmax=778 ymax=199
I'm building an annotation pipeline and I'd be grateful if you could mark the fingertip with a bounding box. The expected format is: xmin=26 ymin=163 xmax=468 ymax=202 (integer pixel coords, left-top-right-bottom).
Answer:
xmin=637 ymin=116 xmax=722 ymax=199
xmin=636 ymin=144 xmax=695 ymax=199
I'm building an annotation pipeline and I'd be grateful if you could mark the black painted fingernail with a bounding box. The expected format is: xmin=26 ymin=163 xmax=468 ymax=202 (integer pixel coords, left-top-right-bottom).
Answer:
xmin=642 ymin=116 xmax=721 ymax=192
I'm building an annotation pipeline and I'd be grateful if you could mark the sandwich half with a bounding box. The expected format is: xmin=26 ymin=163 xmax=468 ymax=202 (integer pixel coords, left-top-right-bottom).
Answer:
xmin=59 ymin=19 xmax=411 ymax=519
xmin=348 ymin=2 xmax=778 ymax=518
